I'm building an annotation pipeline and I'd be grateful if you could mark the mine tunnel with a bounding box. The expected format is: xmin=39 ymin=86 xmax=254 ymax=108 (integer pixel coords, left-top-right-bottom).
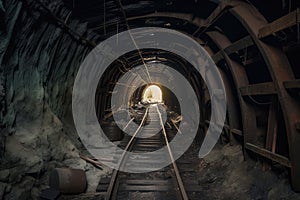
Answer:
xmin=1 ymin=0 xmax=300 ymax=199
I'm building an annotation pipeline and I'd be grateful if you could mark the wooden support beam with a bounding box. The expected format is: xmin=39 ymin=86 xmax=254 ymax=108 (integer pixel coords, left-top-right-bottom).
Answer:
xmin=283 ymin=79 xmax=300 ymax=89
xmin=211 ymin=51 xmax=223 ymax=63
xmin=264 ymin=97 xmax=278 ymax=170
xmin=224 ymin=36 xmax=253 ymax=55
xmin=230 ymin=128 xmax=243 ymax=136
xmin=258 ymin=8 xmax=300 ymax=38
xmin=245 ymin=143 xmax=291 ymax=168
xmin=240 ymin=82 xmax=277 ymax=96
xmin=193 ymin=2 xmax=232 ymax=35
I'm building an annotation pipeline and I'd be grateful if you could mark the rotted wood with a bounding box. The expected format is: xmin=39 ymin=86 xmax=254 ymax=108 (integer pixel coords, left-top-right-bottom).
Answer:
xmin=206 ymin=31 xmax=258 ymax=148
xmin=224 ymin=35 xmax=253 ymax=55
xmin=263 ymin=97 xmax=278 ymax=170
xmin=211 ymin=35 xmax=254 ymax=63
xmin=239 ymin=82 xmax=277 ymax=96
xmin=283 ymin=79 xmax=300 ymax=90
xmin=230 ymin=2 xmax=300 ymax=191
xmin=258 ymin=8 xmax=300 ymax=39
xmin=245 ymin=143 xmax=291 ymax=168
xmin=211 ymin=51 xmax=224 ymax=63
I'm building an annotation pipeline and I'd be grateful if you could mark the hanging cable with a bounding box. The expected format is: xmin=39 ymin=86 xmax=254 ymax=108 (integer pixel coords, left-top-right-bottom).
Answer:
xmin=117 ymin=0 xmax=152 ymax=83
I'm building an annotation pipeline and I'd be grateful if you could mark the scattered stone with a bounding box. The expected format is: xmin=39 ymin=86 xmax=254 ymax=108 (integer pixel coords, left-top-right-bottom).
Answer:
xmin=5 ymin=176 xmax=35 ymax=200
xmin=5 ymin=184 xmax=11 ymax=193
xmin=0 ymin=169 xmax=10 ymax=182
xmin=0 ymin=182 xmax=7 ymax=199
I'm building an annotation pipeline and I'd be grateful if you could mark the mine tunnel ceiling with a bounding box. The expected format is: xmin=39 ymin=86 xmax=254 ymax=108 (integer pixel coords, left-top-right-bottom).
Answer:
xmin=60 ymin=0 xmax=300 ymax=73
xmin=62 ymin=0 xmax=300 ymax=40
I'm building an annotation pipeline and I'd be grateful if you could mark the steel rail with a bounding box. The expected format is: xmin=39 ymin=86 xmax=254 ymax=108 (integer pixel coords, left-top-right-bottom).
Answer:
xmin=155 ymin=105 xmax=189 ymax=200
xmin=105 ymin=107 xmax=149 ymax=200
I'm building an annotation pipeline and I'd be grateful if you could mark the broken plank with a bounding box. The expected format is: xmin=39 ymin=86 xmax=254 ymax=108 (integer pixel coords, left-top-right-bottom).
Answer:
xmin=245 ymin=143 xmax=291 ymax=168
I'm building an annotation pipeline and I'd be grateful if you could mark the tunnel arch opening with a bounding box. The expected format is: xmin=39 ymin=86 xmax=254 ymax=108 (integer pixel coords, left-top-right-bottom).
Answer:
xmin=141 ymin=84 xmax=163 ymax=104
xmin=94 ymin=48 xmax=206 ymax=144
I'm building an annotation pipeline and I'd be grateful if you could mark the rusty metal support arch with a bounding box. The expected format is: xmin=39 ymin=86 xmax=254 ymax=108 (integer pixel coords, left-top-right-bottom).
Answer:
xmin=228 ymin=1 xmax=300 ymax=191
xmin=206 ymin=31 xmax=258 ymax=150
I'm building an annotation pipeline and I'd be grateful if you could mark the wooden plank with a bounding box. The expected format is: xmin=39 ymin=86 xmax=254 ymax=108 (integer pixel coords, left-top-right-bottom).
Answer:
xmin=258 ymin=8 xmax=300 ymax=38
xmin=283 ymin=79 xmax=300 ymax=89
xmin=211 ymin=51 xmax=223 ymax=63
xmin=266 ymin=98 xmax=278 ymax=153
xmin=120 ymin=185 xmax=171 ymax=192
xmin=240 ymin=82 xmax=277 ymax=96
xmin=224 ymin=36 xmax=253 ymax=55
xmin=231 ymin=128 xmax=243 ymax=136
xmin=245 ymin=143 xmax=291 ymax=168
xmin=263 ymin=97 xmax=278 ymax=171
xmin=125 ymin=180 xmax=169 ymax=185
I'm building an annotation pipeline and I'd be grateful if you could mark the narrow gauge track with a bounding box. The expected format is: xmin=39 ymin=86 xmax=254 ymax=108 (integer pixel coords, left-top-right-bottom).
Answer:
xmin=98 ymin=104 xmax=190 ymax=200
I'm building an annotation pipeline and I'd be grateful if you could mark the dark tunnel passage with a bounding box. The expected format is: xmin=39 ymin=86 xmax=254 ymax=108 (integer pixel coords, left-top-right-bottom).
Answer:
xmin=1 ymin=0 xmax=300 ymax=199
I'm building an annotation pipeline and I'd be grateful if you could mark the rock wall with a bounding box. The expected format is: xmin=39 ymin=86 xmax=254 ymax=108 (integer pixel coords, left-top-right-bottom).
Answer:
xmin=0 ymin=0 xmax=104 ymax=199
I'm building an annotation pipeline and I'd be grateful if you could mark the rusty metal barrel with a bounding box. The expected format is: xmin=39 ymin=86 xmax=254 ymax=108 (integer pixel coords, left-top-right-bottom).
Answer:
xmin=49 ymin=168 xmax=87 ymax=194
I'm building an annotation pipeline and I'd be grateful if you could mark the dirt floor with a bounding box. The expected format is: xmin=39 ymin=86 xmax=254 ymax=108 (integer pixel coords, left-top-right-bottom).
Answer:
xmin=60 ymin=139 xmax=300 ymax=200
xmin=185 ymin=142 xmax=300 ymax=200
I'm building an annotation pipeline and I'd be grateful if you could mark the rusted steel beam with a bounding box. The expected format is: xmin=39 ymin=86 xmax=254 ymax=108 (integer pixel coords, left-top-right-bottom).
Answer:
xmin=224 ymin=35 xmax=253 ymax=55
xmin=203 ymin=38 xmax=242 ymax=143
xmin=230 ymin=2 xmax=300 ymax=191
xmin=258 ymin=8 xmax=300 ymax=39
xmin=206 ymin=31 xmax=258 ymax=147
xmin=219 ymin=69 xmax=242 ymax=144
xmin=239 ymin=82 xmax=277 ymax=96
xmin=245 ymin=143 xmax=291 ymax=168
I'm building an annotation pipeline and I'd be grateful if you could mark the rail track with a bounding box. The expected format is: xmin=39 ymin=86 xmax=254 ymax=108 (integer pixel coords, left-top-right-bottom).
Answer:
xmin=97 ymin=104 xmax=194 ymax=200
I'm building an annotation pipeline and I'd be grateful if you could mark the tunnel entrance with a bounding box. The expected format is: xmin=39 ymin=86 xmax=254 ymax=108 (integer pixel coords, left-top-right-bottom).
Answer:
xmin=141 ymin=84 xmax=163 ymax=104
